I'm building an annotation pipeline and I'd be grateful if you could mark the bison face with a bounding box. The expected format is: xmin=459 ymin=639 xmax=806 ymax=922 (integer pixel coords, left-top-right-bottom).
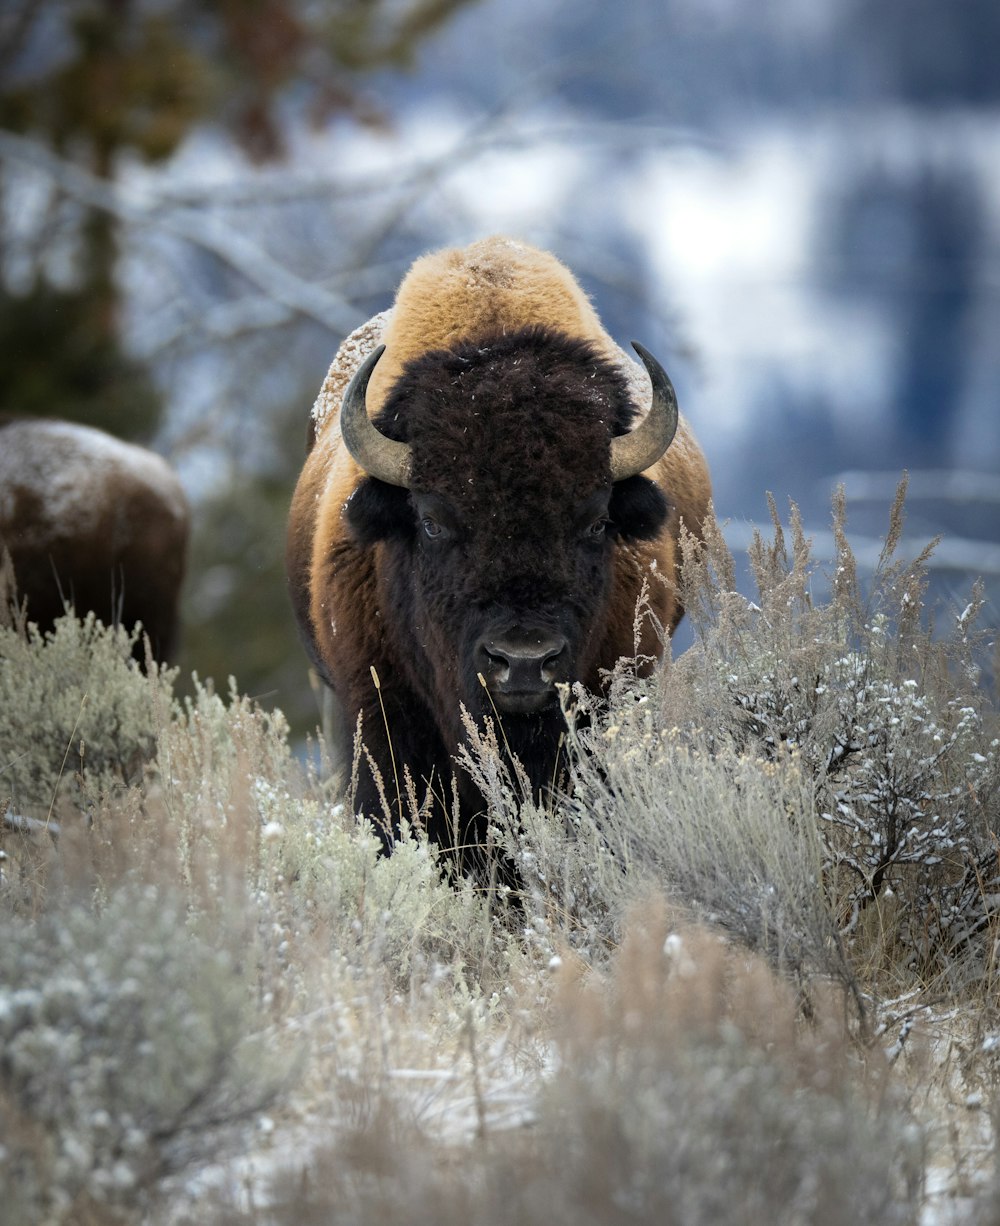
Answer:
xmin=408 ymin=483 xmax=614 ymax=719
xmin=343 ymin=327 xmax=670 ymax=741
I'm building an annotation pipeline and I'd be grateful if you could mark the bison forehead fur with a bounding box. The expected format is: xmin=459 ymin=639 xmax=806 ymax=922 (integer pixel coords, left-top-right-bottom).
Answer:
xmin=361 ymin=328 xmax=654 ymax=536
xmin=393 ymin=328 xmax=626 ymax=496
xmin=286 ymin=237 xmax=713 ymax=878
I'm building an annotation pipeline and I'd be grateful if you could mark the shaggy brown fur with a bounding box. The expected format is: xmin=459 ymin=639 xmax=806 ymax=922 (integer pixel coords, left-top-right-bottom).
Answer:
xmin=287 ymin=237 xmax=712 ymax=875
xmin=0 ymin=417 xmax=189 ymax=663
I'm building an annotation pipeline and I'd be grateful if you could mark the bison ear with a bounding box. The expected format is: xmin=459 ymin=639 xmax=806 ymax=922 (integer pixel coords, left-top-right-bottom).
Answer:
xmin=609 ymin=475 xmax=670 ymax=542
xmin=344 ymin=478 xmax=415 ymax=545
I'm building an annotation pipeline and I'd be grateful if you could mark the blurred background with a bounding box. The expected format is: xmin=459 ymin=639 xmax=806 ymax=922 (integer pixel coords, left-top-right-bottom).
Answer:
xmin=2 ymin=0 xmax=998 ymax=735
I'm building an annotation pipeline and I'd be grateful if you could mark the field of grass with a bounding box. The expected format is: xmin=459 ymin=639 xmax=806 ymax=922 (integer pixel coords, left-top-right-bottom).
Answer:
xmin=2 ymin=484 xmax=998 ymax=1225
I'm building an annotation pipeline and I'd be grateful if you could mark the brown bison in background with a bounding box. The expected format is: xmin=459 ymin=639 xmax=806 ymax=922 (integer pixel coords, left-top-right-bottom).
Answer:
xmin=287 ymin=237 xmax=712 ymax=873
xmin=0 ymin=416 xmax=189 ymax=664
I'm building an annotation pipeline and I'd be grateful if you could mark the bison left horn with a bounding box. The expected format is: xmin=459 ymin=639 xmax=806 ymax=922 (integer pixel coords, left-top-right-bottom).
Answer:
xmin=340 ymin=344 xmax=414 ymax=488
xmin=609 ymin=342 xmax=679 ymax=482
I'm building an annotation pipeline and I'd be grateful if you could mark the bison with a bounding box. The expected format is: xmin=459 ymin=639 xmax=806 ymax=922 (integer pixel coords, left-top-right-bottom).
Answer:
xmin=0 ymin=416 xmax=189 ymax=663
xmin=287 ymin=237 xmax=712 ymax=873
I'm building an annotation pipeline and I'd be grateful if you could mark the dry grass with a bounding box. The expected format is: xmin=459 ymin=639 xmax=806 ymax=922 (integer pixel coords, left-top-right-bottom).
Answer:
xmin=1 ymin=485 xmax=998 ymax=1223
xmin=164 ymin=906 xmax=923 ymax=1226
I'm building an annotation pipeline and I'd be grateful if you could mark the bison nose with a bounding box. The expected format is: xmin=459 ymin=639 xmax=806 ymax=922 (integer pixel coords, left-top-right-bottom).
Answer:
xmin=478 ymin=630 xmax=569 ymax=713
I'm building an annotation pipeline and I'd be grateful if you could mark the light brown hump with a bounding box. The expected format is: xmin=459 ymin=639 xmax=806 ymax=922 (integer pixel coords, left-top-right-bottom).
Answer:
xmin=366 ymin=236 xmax=616 ymax=411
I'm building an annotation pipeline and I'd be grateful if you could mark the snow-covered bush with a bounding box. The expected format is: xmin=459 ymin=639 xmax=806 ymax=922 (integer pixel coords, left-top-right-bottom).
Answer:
xmin=465 ymin=698 xmax=845 ymax=987
xmin=1 ymin=617 xmax=512 ymax=1223
xmin=0 ymin=881 xmax=291 ymax=1225
xmin=155 ymin=676 xmax=510 ymax=997
xmin=204 ymin=909 xmax=923 ymax=1226
xmin=521 ymin=912 xmax=923 ymax=1226
xmin=1 ymin=483 xmax=996 ymax=1224
xmin=0 ymin=607 xmax=176 ymax=815
xmin=464 ymin=480 xmax=998 ymax=1005
xmin=664 ymin=483 xmax=1000 ymax=988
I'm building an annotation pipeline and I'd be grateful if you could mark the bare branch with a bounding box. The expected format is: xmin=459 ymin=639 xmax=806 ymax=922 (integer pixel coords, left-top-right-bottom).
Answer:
xmin=139 ymin=294 xmax=297 ymax=356
xmin=0 ymin=128 xmax=361 ymax=336
xmin=2 ymin=809 xmax=60 ymax=839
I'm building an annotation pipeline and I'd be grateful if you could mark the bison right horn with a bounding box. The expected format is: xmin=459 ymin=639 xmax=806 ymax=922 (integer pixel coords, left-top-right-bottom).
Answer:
xmin=340 ymin=344 xmax=414 ymax=488
xmin=609 ymin=342 xmax=680 ymax=482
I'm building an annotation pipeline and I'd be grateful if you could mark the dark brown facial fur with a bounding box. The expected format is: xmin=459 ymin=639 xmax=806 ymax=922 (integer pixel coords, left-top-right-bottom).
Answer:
xmin=343 ymin=327 xmax=669 ymax=842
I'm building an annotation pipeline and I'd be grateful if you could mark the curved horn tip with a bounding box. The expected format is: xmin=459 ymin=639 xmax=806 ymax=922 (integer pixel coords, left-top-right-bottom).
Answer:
xmin=608 ymin=340 xmax=680 ymax=482
xmin=340 ymin=343 xmax=413 ymax=488
xmin=630 ymin=339 xmax=679 ymax=416
xmin=365 ymin=343 xmax=387 ymax=369
xmin=346 ymin=343 xmax=386 ymax=388
xmin=630 ymin=338 xmax=667 ymax=374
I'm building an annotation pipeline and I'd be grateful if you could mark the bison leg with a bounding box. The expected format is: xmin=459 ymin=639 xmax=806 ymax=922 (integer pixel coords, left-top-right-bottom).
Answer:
xmin=345 ymin=679 xmax=454 ymax=854
xmin=345 ymin=679 xmax=521 ymax=889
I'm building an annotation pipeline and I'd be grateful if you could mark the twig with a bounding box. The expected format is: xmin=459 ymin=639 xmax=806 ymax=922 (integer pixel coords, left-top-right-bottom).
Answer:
xmin=0 ymin=128 xmax=360 ymax=335
xmin=2 ymin=809 xmax=61 ymax=839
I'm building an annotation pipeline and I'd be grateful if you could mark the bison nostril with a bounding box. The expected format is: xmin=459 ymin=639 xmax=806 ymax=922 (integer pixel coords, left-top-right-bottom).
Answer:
xmin=483 ymin=646 xmax=512 ymax=685
xmin=481 ymin=632 xmax=569 ymax=692
xmin=540 ymin=641 xmax=567 ymax=683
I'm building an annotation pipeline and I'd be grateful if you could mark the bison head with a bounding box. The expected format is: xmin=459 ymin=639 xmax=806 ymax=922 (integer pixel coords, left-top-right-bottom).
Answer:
xmin=341 ymin=326 xmax=676 ymax=766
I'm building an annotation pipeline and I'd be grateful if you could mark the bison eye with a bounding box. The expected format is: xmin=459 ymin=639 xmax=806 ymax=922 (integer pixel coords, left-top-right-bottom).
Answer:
xmin=587 ymin=518 xmax=610 ymax=539
xmin=422 ymin=516 xmax=445 ymax=540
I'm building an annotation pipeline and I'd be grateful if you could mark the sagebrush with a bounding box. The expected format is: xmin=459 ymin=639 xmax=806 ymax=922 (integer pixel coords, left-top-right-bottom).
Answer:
xmin=1 ymin=482 xmax=998 ymax=1223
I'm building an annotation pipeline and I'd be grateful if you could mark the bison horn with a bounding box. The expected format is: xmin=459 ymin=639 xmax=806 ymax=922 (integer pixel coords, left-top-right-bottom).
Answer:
xmin=340 ymin=344 xmax=414 ymax=488
xmin=609 ymin=342 xmax=679 ymax=482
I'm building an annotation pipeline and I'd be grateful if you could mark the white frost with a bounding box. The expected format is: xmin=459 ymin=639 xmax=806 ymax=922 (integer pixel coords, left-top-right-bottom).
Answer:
xmin=0 ymin=419 xmax=186 ymax=539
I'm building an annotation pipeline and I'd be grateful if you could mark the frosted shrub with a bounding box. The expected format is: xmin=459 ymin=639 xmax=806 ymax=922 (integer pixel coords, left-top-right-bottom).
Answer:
xmin=465 ymin=689 xmax=842 ymax=984
xmin=205 ymin=910 xmax=923 ymax=1226
xmin=156 ymin=677 xmax=506 ymax=1001
xmin=463 ymin=481 xmax=998 ymax=1001
xmin=817 ymin=662 xmax=997 ymax=966
xmin=0 ymin=881 xmax=290 ymax=1225
xmin=257 ymin=797 xmax=504 ymax=990
xmin=665 ymin=483 xmax=1000 ymax=985
xmin=519 ymin=913 xmax=923 ymax=1226
xmin=0 ymin=611 xmax=176 ymax=815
